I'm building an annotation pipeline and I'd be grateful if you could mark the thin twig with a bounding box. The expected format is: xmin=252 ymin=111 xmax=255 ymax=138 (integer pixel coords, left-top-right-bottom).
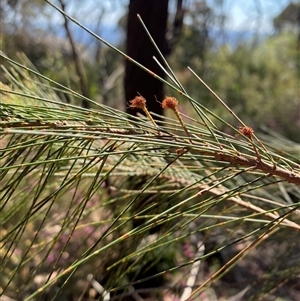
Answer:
xmin=58 ymin=0 xmax=90 ymax=108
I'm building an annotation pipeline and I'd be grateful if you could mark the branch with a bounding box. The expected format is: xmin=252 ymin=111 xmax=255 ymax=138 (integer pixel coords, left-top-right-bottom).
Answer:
xmin=215 ymin=152 xmax=300 ymax=185
xmin=1 ymin=116 xmax=299 ymax=185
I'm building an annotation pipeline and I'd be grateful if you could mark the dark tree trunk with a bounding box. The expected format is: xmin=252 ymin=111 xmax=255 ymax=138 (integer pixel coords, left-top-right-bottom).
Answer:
xmin=125 ymin=0 xmax=169 ymax=118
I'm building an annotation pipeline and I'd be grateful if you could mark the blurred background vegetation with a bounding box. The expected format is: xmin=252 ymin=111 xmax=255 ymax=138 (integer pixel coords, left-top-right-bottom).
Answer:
xmin=1 ymin=0 xmax=299 ymax=140
xmin=1 ymin=1 xmax=300 ymax=300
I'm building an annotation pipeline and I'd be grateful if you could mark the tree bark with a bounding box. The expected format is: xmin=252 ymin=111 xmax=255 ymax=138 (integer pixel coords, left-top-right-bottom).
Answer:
xmin=125 ymin=0 xmax=169 ymax=118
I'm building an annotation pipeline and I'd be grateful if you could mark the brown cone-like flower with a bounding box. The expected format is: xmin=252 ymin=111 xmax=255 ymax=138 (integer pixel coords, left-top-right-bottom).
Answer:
xmin=129 ymin=96 xmax=147 ymax=109
xmin=161 ymin=96 xmax=178 ymax=110
xmin=239 ymin=126 xmax=254 ymax=139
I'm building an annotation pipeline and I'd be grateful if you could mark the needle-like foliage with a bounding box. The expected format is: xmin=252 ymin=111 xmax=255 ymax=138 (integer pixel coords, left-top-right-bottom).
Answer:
xmin=0 ymin=4 xmax=299 ymax=301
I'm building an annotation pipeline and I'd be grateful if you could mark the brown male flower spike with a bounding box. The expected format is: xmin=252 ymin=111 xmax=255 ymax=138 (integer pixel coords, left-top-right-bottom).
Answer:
xmin=129 ymin=95 xmax=157 ymax=126
xmin=161 ymin=96 xmax=178 ymax=110
xmin=162 ymin=96 xmax=191 ymax=143
xmin=239 ymin=126 xmax=254 ymax=140
xmin=238 ymin=125 xmax=261 ymax=161
xmin=129 ymin=95 xmax=147 ymax=110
